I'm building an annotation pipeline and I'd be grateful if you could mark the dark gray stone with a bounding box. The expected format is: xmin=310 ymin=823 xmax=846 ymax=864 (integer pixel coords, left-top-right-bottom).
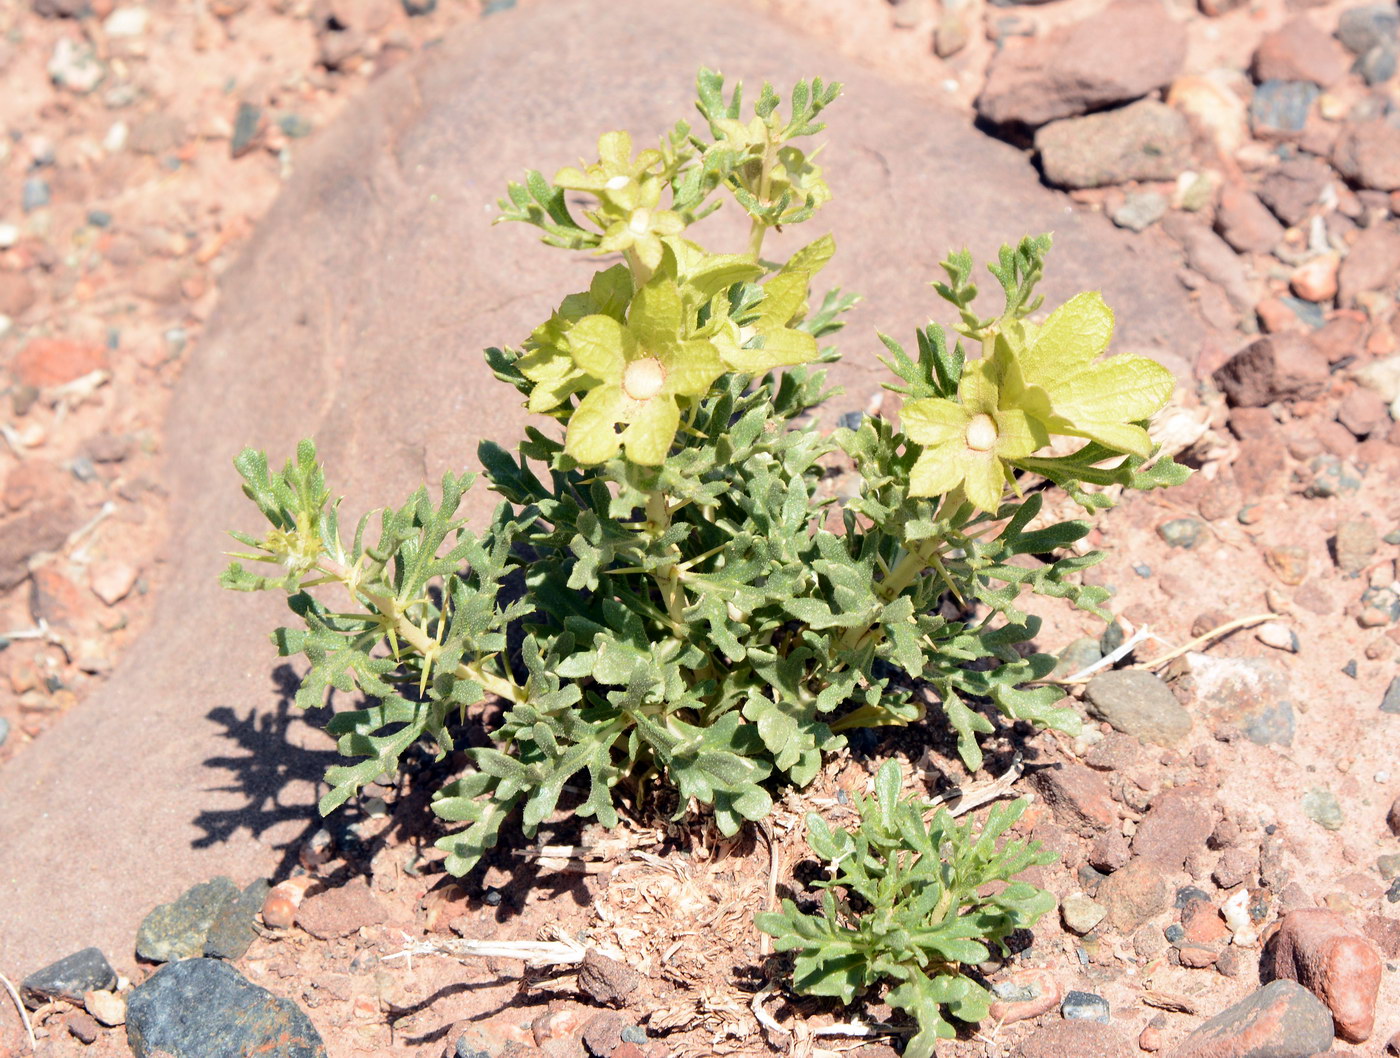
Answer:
xmin=136 ymin=876 xmax=240 ymax=963
xmin=230 ymin=103 xmax=262 ymax=158
xmin=1060 ymin=989 xmax=1110 ymax=1022
xmin=204 ymin=879 xmax=271 ymax=960
xmin=1084 ymin=669 xmax=1192 ymax=747
xmin=0 ymin=716 xmax=9 ymax=748
xmin=21 ymin=948 xmax=117 ymax=1008
xmin=127 ymin=958 xmax=326 ymax=1058
xmin=1052 ymin=636 xmax=1102 ymax=679
xmin=1157 ymin=517 xmax=1204 ymax=549
xmin=21 ymin=178 xmax=50 ymax=213
xmin=0 ymin=0 xmax=1212 ymax=975
xmin=1381 ymin=677 xmax=1400 ymax=714
xmin=1358 ymin=42 xmax=1397 ymax=86
xmin=1243 ymin=699 xmax=1295 ymax=746
xmin=1337 ymin=4 xmax=1399 ymax=56
xmin=1250 ymin=80 xmax=1320 ymax=138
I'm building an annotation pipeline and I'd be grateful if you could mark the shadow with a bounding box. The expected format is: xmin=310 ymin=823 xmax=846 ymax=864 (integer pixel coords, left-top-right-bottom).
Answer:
xmin=191 ymin=663 xmax=340 ymax=879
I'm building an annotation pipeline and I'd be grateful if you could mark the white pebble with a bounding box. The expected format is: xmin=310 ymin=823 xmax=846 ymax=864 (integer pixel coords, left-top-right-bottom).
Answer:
xmin=1376 ymin=770 xmax=1391 ymax=784
xmin=1222 ymin=889 xmax=1256 ymax=946
xmin=103 ymin=6 xmax=149 ymax=36
xmin=0 ymin=222 xmax=18 ymax=248
xmin=103 ymin=121 xmax=129 ymax=153
xmin=1255 ymin=622 xmax=1298 ymax=652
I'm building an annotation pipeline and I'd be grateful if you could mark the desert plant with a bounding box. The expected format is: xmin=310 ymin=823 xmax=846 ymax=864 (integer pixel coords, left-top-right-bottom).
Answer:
xmin=222 ymin=68 xmax=1184 ymax=878
xmin=756 ymin=759 xmax=1055 ymax=1057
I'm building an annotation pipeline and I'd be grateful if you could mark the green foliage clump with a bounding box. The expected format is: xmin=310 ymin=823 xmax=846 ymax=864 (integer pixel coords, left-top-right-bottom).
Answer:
xmin=756 ymin=759 xmax=1055 ymax=1058
xmin=222 ymin=69 xmax=1185 ymax=884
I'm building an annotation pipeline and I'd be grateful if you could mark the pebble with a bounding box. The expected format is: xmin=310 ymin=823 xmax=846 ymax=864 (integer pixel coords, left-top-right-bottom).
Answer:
xmin=204 ymin=878 xmax=271 ymax=959
xmin=0 ymin=223 xmax=19 ymax=248
xmin=401 ymin=0 xmax=435 ymax=12
xmin=90 ymin=561 xmax=139 ymax=606
xmin=1111 ymin=191 xmax=1167 ymax=232
xmin=260 ymin=876 xmax=315 ymax=928
xmin=1029 ymin=761 xmax=1116 ymax=835
xmin=104 ymin=121 xmax=129 ymax=153
xmin=1337 ymin=4 xmax=1399 ymax=56
xmin=1254 ymin=622 xmax=1298 ymax=652
xmin=296 ymin=875 xmax=390 ymax=939
xmin=1133 ymin=786 xmax=1215 ymax=870
xmin=1250 ymin=80 xmax=1319 ymax=139
xmin=231 ymin=102 xmax=263 ymax=158
xmin=1380 ymin=676 xmax=1400 ymax=714
xmin=1302 ymin=787 xmax=1343 ymax=831
xmin=103 ymin=6 xmax=149 ymax=35
xmin=277 ymin=113 xmax=313 ymax=138
xmin=1289 ymin=254 xmax=1339 ymax=302
xmin=1168 ymin=979 xmax=1333 ymax=1057
xmin=1388 ymin=795 xmax=1400 ymax=836
xmin=1334 ymin=518 xmax=1378 ymax=573
xmin=1157 ymin=517 xmax=1204 ymax=548
xmin=1304 ymin=454 xmax=1363 ymax=498
xmin=1098 ymin=858 xmax=1169 ymax=931
xmin=1214 ymin=184 xmax=1283 ymax=253
xmin=1378 ymin=854 xmax=1400 ymax=880
xmin=1052 ymin=636 xmax=1102 ymax=679
xmin=1267 ymin=908 xmax=1381 ymax=1042
xmin=21 ymin=948 xmax=118 ymax=1007
xmin=127 ymin=958 xmax=326 ymax=1058
xmin=1333 ymin=120 xmax=1400 ymax=192
xmin=69 ymin=1010 xmax=101 ymax=1043
xmin=1061 ymin=990 xmax=1110 ymax=1023
xmin=1084 ymin=669 xmax=1192 ymax=746
xmin=135 ymin=876 xmax=240 ymax=962
xmin=989 ymin=968 xmax=1062 ymax=1024
xmin=1358 ymin=42 xmax=1398 ymax=85
xmin=48 ymin=38 xmax=105 ymax=94
xmin=84 ymin=988 xmax=125 ymax=1026
xmin=1062 ymin=891 xmax=1108 ymax=934
xmin=22 ymin=178 xmax=51 ymax=213
xmin=0 ymin=716 xmax=9 ymax=749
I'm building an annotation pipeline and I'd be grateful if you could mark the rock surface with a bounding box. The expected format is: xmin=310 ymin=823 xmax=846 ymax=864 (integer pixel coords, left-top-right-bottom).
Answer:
xmin=1164 ymin=979 xmax=1334 ymax=1058
xmin=1084 ymin=669 xmax=1192 ymax=745
xmin=126 ymin=958 xmax=326 ymax=1058
xmin=1035 ymin=99 xmax=1191 ymax=189
xmin=0 ymin=0 xmax=1209 ymax=977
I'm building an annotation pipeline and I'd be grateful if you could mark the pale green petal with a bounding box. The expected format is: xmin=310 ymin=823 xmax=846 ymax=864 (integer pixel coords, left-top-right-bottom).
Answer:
xmin=651 ymin=210 xmax=686 ymax=237
xmin=629 ymin=279 xmax=684 ymax=353
xmin=681 ymin=253 xmax=765 ymax=309
xmin=597 ymin=222 xmax=635 ymax=254
xmin=597 ymin=130 xmax=633 ymax=171
xmin=620 ymin=395 xmax=680 ymax=465
xmin=565 ymin=385 xmax=628 ymax=464
xmin=553 ymin=165 xmax=605 ymax=192
xmin=958 ymin=360 xmax=1001 ymax=413
xmin=567 ymin=315 xmax=629 ymax=381
xmin=908 ymin=444 xmax=966 ymax=498
xmin=900 ymin=398 xmax=968 ymax=446
xmin=1021 ymin=291 xmax=1114 ymax=385
xmin=663 ymin=340 xmax=726 ymax=396
xmin=961 ymin=452 xmax=1005 ymax=513
xmin=993 ymin=407 xmax=1047 ymax=461
xmin=633 ymin=232 xmax=665 ymax=271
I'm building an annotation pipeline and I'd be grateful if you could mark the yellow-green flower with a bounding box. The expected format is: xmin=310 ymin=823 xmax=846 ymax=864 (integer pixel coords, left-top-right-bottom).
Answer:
xmin=595 ymin=180 xmax=685 ymax=272
xmin=713 ymin=269 xmax=818 ymax=374
xmin=554 ymin=130 xmax=663 ymax=205
xmin=992 ymin=292 xmax=1173 ymax=459
xmin=564 ymin=278 xmax=724 ymax=465
xmin=902 ymin=361 xmax=1046 ymax=513
xmin=516 ymin=264 xmax=632 ymax=413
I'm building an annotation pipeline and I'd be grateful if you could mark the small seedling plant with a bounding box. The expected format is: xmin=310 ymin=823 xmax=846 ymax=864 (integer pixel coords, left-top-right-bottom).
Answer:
xmin=756 ymin=759 xmax=1055 ymax=1058
xmin=223 ymin=71 xmax=1182 ymax=886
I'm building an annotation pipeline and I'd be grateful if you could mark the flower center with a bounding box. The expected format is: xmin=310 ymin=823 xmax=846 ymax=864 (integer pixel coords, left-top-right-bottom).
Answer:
xmin=627 ymin=207 xmax=652 ymax=236
xmin=965 ymin=413 xmax=998 ymax=452
xmin=605 ymin=175 xmax=630 ymax=190
xmin=622 ymin=357 xmax=666 ymax=401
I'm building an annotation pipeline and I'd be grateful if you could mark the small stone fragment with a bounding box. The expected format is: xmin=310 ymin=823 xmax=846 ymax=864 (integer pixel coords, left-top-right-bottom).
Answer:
xmin=204 ymin=879 xmax=271 ymax=960
xmin=1254 ymin=622 xmax=1298 ymax=652
xmin=261 ymin=877 xmax=315 ymax=928
xmin=1212 ymin=334 xmax=1328 ymax=408
xmin=1289 ymin=254 xmax=1339 ymax=302
xmin=1387 ymin=795 xmax=1400 ymax=836
xmin=296 ymin=875 xmax=388 ymax=940
xmin=1062 ymin=892 xmax=1108 ymax=934
xmin=1157 ymin=517 xmax=1205 ymax=548
xmin=1214 ymin=185 xmax=1284 ymax=253
xmin=1334 ymin=519 xmax=1378 ymax=574
xmin=1111 ymin=191 xmax=1167 ymax=232
xmin=136 ymin=876 xmax=240 ymax=963
xmin=21 ymin=948 xmax=118 ymax=1008
xmin=578 ymin=949 xmax=640 ymax=1007
xmin=1098 ymin=858 xmax=1169 ymax=932
xmin=1333 ymin=120 xmax=1400 ymax=192
xmin=1302 ymin=787 xmax=1343 ymax=831
xmin=1250 ymin=80 xmax=1319 ymax=140
xmin=48 ymin=38 xmax=104 ymax=94
xmin=1084 ymin=669 xmax=1192 ymax=746
xmin=989 ymin=968 xmax=1061 ymax=1024
xmin=1061 ymin=989 xmax=1110 ymax=1023
xmin=84 ymin=989 xmax=126 ymax=1026
xmin=1036 ymin=100 xmax=1191 ymax=189
xmin=90 ymin=562 xmax=139 ymax=606
xmin=69 ymin=1011 xmax=100 ymax=1044
xmin=1030 ymin=761 xmax=1116 ymax=835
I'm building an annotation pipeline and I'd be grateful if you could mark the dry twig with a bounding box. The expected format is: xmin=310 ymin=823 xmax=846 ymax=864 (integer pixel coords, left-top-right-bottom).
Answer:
xmin=0 ymin=971 xmax=35 ymax=1054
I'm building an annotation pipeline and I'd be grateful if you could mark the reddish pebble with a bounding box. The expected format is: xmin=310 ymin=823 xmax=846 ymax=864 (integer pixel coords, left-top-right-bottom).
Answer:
xmin=1290 ymin=254 xmax=1339 ymax=303
xmin=533 ymin=1006 xmax=589 ymax=1046
xmin=1139 ymin=1023 xmax=1163 ymax=1051
xmin=89 ymin=562 xmax=139 ymax=606
xmin=10 ymin=337 xmax=108 ymax=388
xmin=1266 ymin=907 xmax=1381 ymax=1042
xmin=260 ymin=876 xmax=315 ymax=928
xmin=988 ymin=968 xmax=1061 ymax=1024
